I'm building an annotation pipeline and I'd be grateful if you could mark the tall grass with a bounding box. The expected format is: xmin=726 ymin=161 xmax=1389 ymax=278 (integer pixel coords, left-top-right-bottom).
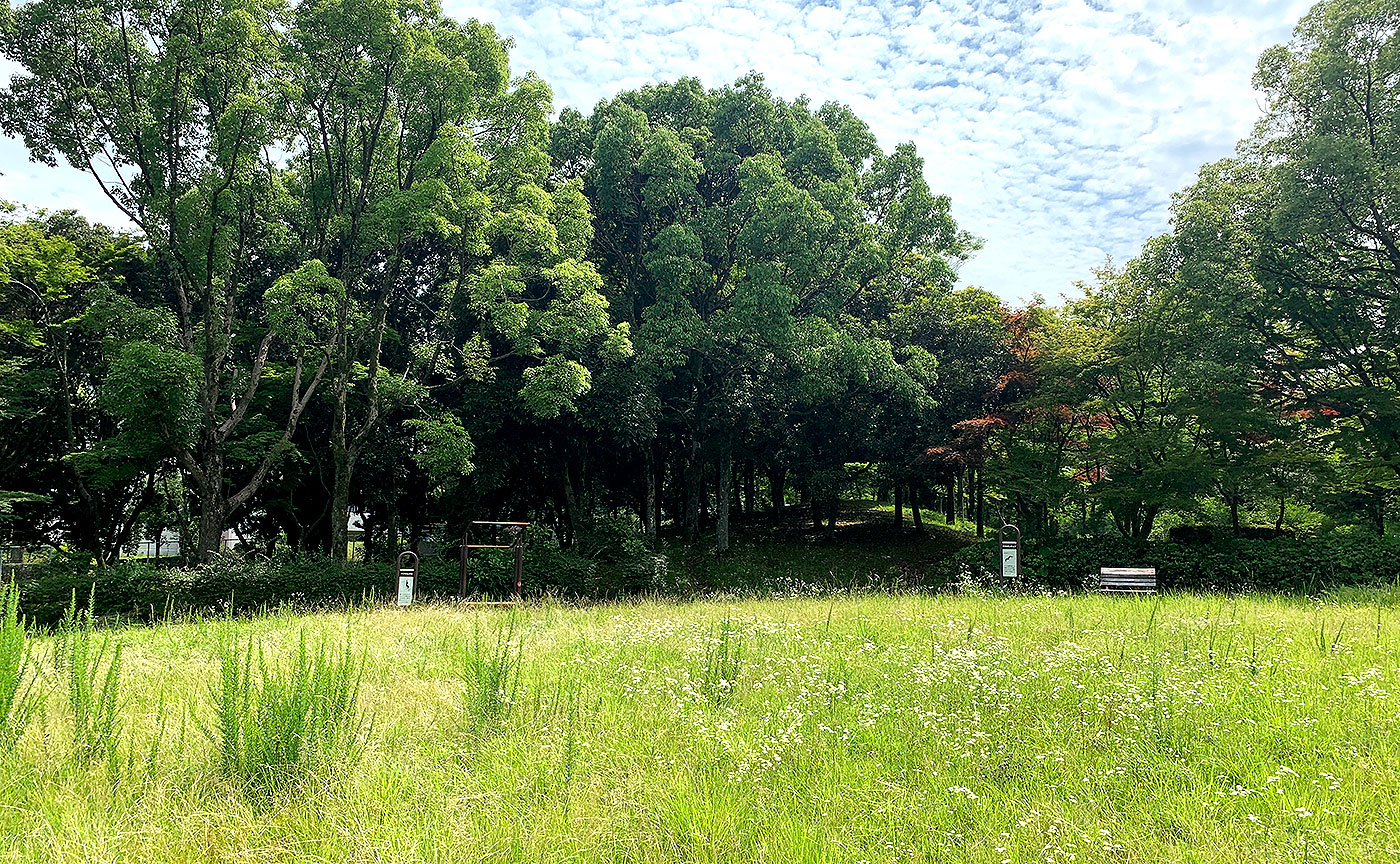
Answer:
xmin=208 ymin=630 xmax=367 ymax=796
xmin=698 ymin=614 xmax=745 ymax=706
xmin=0 ymin=582 xmax=40 ymax=754
xmin=54 ymin=590 xmax=124 ymax=767
xmin=457 ymin=614 xmax=523 ymax=727
xmin=1 ymin=593 xmax=1396 ymax=862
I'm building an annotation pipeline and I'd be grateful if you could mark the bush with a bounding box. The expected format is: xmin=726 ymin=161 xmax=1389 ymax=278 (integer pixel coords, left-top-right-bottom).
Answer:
xmin=9 ymin=534 xmax=664 ymax=626
xmin=950 ymin=534 xmax=1400 ymax=593
xmin=12 ymin=552 xmax=395 ymax=627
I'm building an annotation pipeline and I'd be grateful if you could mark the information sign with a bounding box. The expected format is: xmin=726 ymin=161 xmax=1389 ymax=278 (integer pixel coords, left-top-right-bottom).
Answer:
xmin=394 ymin=551 xmax=418 ymax=607
xmin=998 ymin=523 xmax=1021 ymax=581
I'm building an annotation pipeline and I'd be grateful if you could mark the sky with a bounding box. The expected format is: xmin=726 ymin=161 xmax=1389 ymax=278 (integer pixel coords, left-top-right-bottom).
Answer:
xmin=0 ymin=0 xmax=1314 ymax=304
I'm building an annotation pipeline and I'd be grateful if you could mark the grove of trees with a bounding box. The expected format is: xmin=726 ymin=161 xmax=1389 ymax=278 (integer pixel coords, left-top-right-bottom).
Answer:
xmin=0 ymin=0 xmax=1395 ymax=566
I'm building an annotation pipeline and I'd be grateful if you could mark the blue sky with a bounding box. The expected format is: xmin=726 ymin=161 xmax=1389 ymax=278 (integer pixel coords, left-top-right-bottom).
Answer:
xmin=0 ymin=0 xmax=1312 ymax=304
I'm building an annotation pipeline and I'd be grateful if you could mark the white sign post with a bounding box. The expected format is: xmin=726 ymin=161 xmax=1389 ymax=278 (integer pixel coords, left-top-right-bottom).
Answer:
xmin=395 ymin=551 xmax=418 ymax=607
xmin=998 ymin=523 xmax=1021 ymax=582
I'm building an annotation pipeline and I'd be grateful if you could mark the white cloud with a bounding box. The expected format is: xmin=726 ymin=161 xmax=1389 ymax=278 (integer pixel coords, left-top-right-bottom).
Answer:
xmin=0 ymin=0 xmax=1315 ymax=304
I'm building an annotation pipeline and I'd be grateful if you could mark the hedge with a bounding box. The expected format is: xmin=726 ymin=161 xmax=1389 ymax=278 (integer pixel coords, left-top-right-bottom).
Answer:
xmin=6 ymin=539 xmax=659 ymax=627
xmin=950 ymin=534 xmax=1400 ymax=593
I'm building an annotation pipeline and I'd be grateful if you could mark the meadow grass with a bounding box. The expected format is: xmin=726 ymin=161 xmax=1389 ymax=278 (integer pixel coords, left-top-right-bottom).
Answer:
xmin=0 ymin=590 xmax=1396 ymax=862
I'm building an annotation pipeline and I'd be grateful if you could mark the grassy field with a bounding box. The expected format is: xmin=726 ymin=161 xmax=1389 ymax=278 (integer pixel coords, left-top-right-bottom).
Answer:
xmin=2 ymin=590 xmax=1398 ymax=863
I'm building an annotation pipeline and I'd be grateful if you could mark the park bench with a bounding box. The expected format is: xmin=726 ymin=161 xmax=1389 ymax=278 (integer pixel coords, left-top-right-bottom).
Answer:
xmin=1097 ymin=567 xmax=1157 ymax=595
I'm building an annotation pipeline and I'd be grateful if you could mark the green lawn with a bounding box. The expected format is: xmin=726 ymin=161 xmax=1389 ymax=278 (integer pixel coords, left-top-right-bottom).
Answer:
xmin=3 ymin=591 xmax=1398 ymax=862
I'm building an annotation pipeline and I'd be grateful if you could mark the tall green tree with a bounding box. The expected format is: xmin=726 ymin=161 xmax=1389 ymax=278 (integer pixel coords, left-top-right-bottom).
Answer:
xmin=1248 ymin=0 xmax=1400 ymax=479
xmin=562 ymin=75 xmax=973 ymax=551
xmin=1 ymin=0 xmax=332 ymax=560
xmin=283 ymin=1 xmax=622 ymax=557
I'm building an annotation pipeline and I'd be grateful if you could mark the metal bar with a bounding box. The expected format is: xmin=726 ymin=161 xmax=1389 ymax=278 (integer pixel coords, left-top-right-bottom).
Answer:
xmin=471 ymin=520 xmax=532 ymax=526
xmin=513 ymin=542 xmax=523 ymax=601
xmin=463 ymin=544 xmax=513 ymax=549
xmin=459 ymin=528 xmax=470 ymax=600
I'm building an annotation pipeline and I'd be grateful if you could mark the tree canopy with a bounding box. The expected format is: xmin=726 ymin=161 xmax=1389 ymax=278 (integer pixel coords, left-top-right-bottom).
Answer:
xmin=0 ymin=0 xmax=1395 ymax=566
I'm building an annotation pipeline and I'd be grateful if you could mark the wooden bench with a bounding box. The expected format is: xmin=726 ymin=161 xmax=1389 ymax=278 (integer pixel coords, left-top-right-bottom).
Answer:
xmin=1097 ymin=567 xmax=1157 ymax=595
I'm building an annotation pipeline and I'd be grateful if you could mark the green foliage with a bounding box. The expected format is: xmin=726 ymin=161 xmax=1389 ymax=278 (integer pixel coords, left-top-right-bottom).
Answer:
xmin=0 ymin=581 xmax=40 ymax=754
xmin=2 ymin=0 xmax=1398 ymax=579
xmin=520 ymin=355 xmax=592 ymax=419
xmin=101 ymin=341 xmax=202 ymax=452
xmin=404 ymin=414 xmax=476 ymax=493
xmin=55 ymin=589 xmax=124 ymax=767
xmin=208 ymin=631 xmax=367 ymax=796
xmin=264 ymin=262 xmax=344 ymax=352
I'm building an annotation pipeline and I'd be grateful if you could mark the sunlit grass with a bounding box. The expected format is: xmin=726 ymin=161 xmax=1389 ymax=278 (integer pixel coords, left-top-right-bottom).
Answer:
xmin=1 ymin=590 xmax=1397 ymax=862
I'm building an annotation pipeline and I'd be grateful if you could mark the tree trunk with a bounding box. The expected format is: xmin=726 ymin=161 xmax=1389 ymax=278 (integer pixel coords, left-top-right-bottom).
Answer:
xmin=743 ymin=460 xmax=755 ymax=516
xmin=685 ymin=442 xmax=701 ymax=542
xmin=562 ymin=464 xmax=580 ymax=547
xmin=644 ymin=447 xmax=658 ymax=543
xmin=894 ymin=484 xmax=903 ymax=528
xmin=654 ymin=445 xmax=666 ymax=534
xmin=1276 ymin=495 xmax=1286 ymax=532
xmin=1136 ymin=505 xmax=1159 ymax=540
xmin=1230 ymin=496 xmax=1240 ymax=534
xmin=193 ymin=447 xmax=227 ymax=561
xmin=716 ymin=450 xmax=733 ymax=554
xmin=768 ymin=466 xmax=786 ymax=524
xmin=700 ymin=463 xmax=710 ymax=525
xmin=196 ymin=483 xmax=227 ymax=559
xmin=945 ymin=478 xmax=956 ymax=524
xmin=824 ymin=496 xmax=837 ymax=540
xmin=975 ymin=468 xmax=985 ymax=538
xmin=330 ymin=443 xmax=352 ymax=560
xmin=910 ymin=485 xmax=924 ymax=533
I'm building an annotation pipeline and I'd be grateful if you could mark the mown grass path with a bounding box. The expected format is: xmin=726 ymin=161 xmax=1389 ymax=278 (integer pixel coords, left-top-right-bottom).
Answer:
xmin=2 ymin=592 xmax=1398 ymax=862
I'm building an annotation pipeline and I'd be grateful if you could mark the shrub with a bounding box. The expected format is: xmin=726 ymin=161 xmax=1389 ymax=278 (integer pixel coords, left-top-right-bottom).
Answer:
xmin=13 ymin=538 xmax=656 ymax=627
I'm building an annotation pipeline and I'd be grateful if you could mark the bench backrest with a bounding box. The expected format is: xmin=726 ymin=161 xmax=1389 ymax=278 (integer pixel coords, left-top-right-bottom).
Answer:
xmin=1098 ymin=567 xmax=1157 ymax=593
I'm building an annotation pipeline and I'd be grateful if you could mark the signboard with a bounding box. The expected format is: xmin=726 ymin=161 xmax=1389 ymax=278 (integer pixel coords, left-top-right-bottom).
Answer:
xmin=1001 ymin=544 xmax=1019 ymax=579
xmin=395 ymin=551 xmax=418 ymax=607
xmin=998 ymin=523 xmax=1021 ymax=582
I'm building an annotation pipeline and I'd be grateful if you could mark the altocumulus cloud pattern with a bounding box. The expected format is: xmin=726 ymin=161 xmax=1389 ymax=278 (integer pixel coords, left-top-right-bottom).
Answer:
xmin=0 ymin=0 xmax=1312 ymax=302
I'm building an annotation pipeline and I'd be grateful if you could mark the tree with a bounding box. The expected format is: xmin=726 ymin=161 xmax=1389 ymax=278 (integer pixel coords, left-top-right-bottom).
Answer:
xmin=283 ymin=2 xmax=623 ymax=557
xmin=0 ymin=210 xmax=179 ymax=559
xmin=1247 ymin=0 xmax=1400 ymax=480
xmin=563 ymin=75 xmax=973 ymax=552
xmin=2 ymin=0 xmax=331 ymax=560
